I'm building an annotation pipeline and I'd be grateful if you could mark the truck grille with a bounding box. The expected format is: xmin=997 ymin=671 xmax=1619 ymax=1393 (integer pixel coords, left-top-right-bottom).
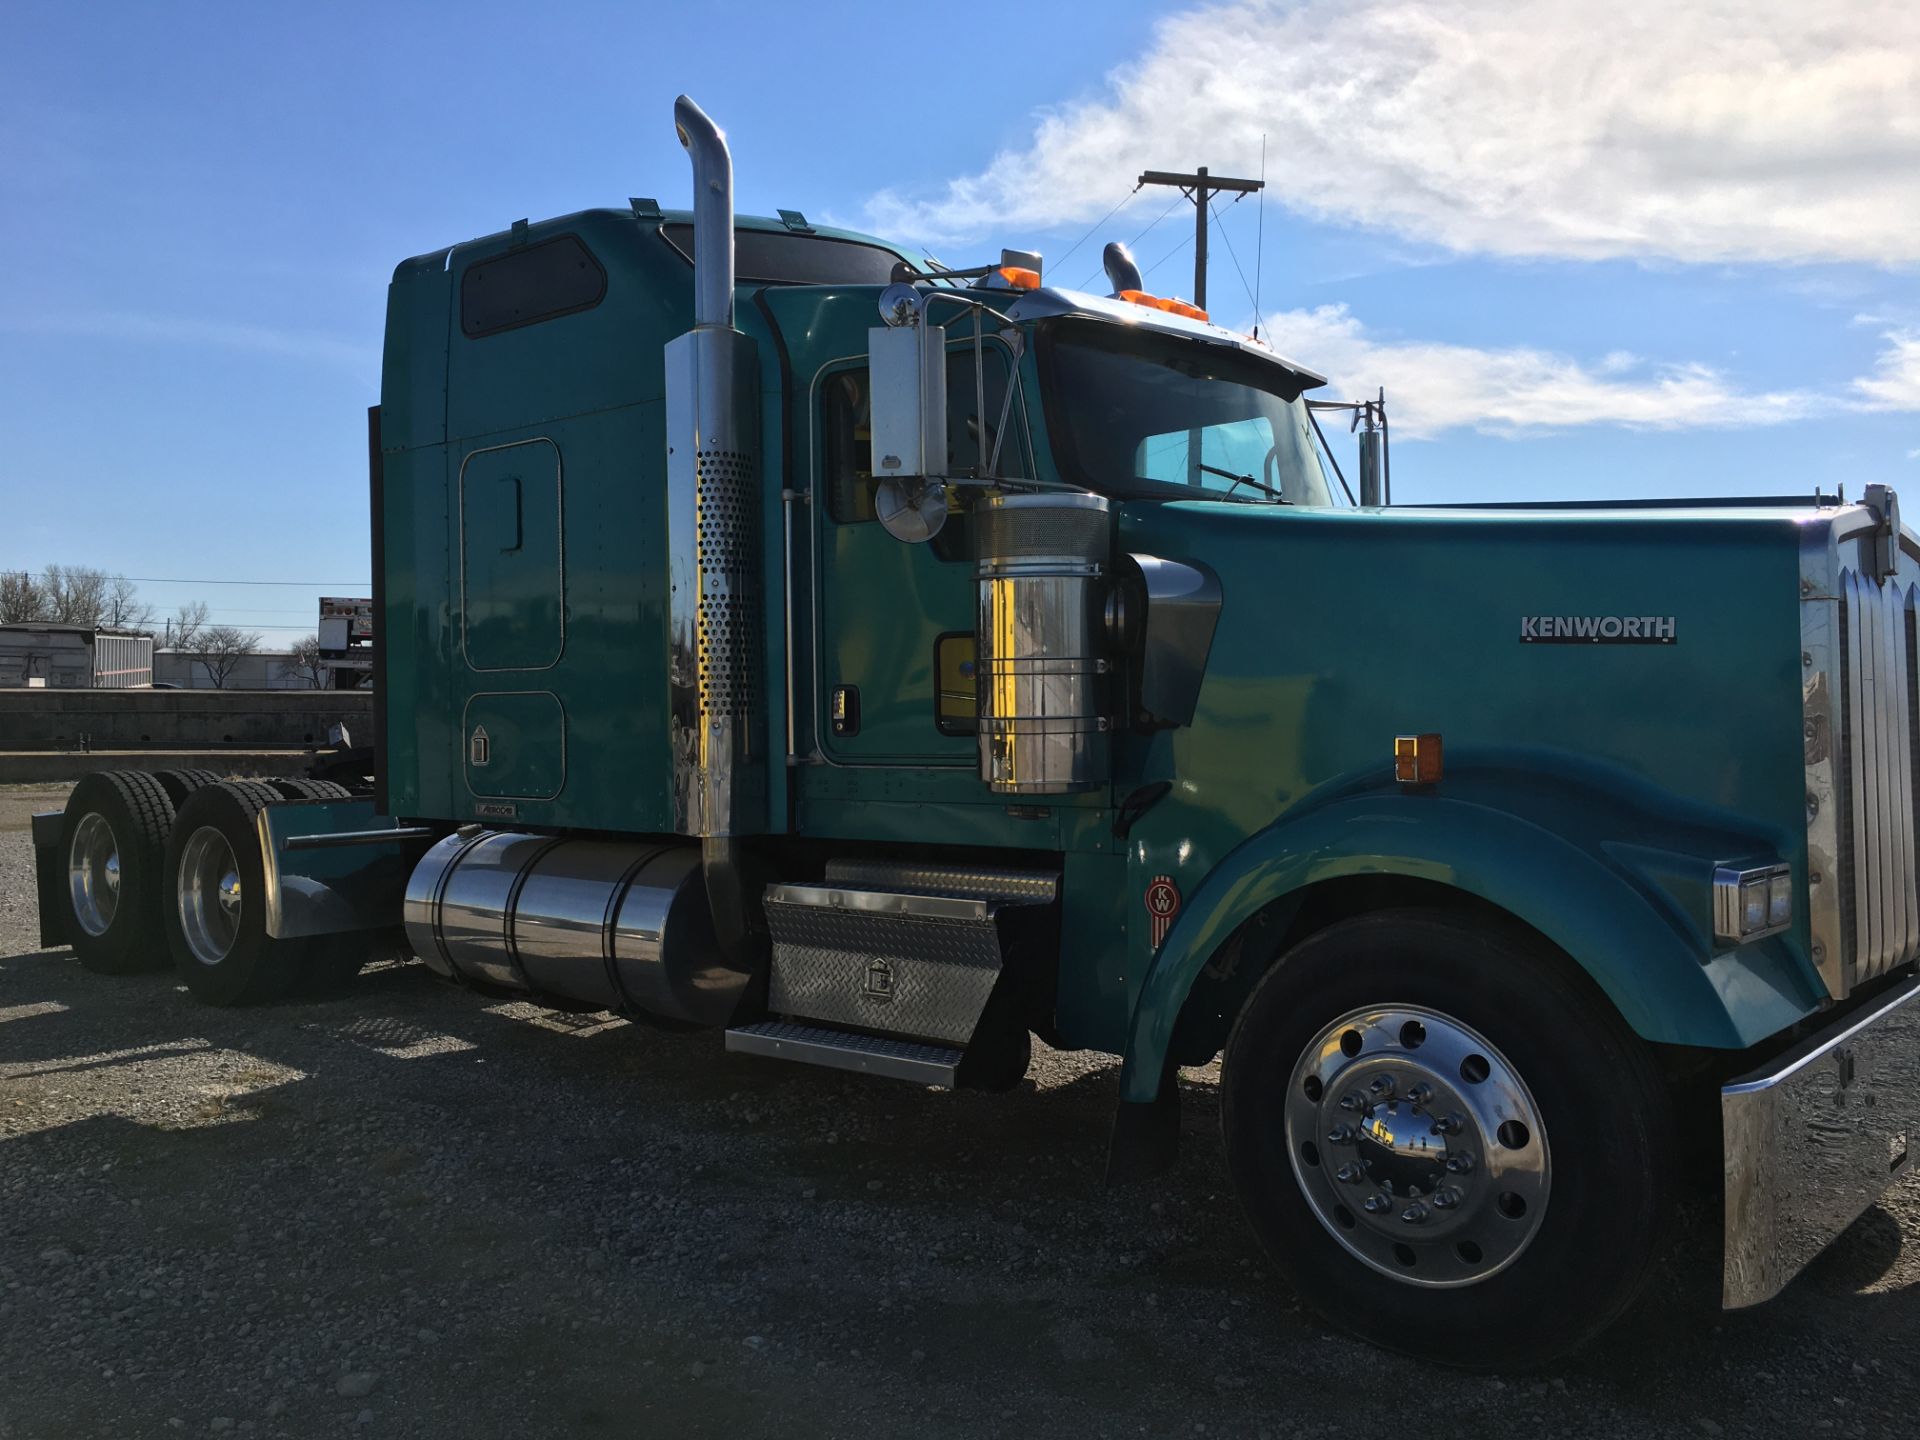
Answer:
xmin=1834 ymin=568 xmax=1920 ymax=989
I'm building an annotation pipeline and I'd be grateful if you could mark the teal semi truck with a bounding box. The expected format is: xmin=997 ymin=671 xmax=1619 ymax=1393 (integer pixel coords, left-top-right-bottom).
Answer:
xmin=31 ymin=97 xmax=1920 ymax=1368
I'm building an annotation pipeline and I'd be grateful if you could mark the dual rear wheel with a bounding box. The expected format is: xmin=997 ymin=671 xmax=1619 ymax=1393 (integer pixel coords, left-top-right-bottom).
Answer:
xmin=58 ymin=771 xmax=364 ymax=1002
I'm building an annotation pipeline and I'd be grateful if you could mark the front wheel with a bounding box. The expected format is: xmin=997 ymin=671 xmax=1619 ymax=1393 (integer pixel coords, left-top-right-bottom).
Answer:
xmin=1221 ymin=909 xmax=1672 ymax=1369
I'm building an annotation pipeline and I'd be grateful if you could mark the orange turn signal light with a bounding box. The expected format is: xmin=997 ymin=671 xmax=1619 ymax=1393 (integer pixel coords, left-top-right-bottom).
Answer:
xmin=1118 ymin=288 xmax=1209 ymax=323
xmin=996 ymin=266 xmax=1042 ymax=290
xmin=1394 ymin=733 xmax=1443 ymax=785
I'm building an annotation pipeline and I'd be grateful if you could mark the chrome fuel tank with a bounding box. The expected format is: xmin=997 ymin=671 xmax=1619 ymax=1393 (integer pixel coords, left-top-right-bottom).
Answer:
xmin=402 ymin=830 xmax=747 ymax=1025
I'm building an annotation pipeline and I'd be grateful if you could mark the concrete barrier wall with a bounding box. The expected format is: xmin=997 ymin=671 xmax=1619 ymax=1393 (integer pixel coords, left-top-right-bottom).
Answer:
xmin=0 ymin=689 xmax=375 ymax=750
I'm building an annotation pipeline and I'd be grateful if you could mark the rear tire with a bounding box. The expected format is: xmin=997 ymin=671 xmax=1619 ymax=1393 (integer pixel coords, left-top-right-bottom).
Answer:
xmin=150 ymin=769 xmax=225 ymax=808
xmin=1220 ymin=908 xmax=1672 ymax=1370
xmin=59 ymin=770 xmax=175 ymax=975
xmin=161 ymin=781 xmax=310 ymax=1005
xmin=267 ymin=779 xmax=353 ymax=801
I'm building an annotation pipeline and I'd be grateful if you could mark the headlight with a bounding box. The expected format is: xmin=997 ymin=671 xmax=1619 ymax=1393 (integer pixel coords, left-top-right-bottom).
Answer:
xmin=1714 ymin=864 xmax=1794 ymax=945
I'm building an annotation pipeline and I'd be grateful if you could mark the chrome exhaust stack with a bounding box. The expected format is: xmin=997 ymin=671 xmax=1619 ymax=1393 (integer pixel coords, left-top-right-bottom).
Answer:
xmin=674 ymin=95 xmax=736 ymax=329
xmin=1103 ymin=241 xmax=1144 ymax=295
xmin=664 ymin=94 xmax=764 ymax=841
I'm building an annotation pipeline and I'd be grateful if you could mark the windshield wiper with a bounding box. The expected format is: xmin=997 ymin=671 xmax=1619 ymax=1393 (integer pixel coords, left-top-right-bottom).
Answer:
xmin=1197 ymin=463 xmax=1288 ymax=502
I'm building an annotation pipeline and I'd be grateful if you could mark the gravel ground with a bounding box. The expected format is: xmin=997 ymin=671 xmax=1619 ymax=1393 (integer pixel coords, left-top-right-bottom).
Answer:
xmin=4 ymin=781 xmax=1920 ymax=1439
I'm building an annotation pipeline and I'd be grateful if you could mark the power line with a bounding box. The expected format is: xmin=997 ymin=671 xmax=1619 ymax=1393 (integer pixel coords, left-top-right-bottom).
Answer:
xmin=8 ymin=571 xmax=368 ymax=588
xmin=1075 ymin=194 xmax=1186 ymax=290
xmin=1050 ymin=183 xmax=1144 ymax=277
xmin=1208 ymin=196 xmax=1263 ymax=336
xmin=1141 ymin=228 xmax=1196 ymax=282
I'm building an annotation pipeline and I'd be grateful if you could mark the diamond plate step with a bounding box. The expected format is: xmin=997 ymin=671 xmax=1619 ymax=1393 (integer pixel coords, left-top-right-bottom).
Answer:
xmin=725 ymin=1021 xmax=961 ymax=1086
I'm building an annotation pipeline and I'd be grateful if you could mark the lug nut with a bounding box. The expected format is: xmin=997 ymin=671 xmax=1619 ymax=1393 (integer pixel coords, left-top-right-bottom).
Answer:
xmin=1433 ymin=1113 xmax=1464 ymax=1136
xmin=1368 ymin=1075 xmax=1397 ymax=1099
xmin=1363 ymin=1193 xmax=1392 ymax=1215
xmin=1444 ymin=1152 xmax=1475 ymax=1174
xmin=1431 ymin=1186 xmax=1463 ymax=1210
xmin=1327 ymin=1123 xmax=1357 ymax=1145
xmin=1400 ymin=1202 xmax=1430 ymax=1225
xmin=1335 ymin=1162 xmax=1364 ymax=1184
xmin=1338 ymin=1092 xmax=1364 ymax=1112
xmin=1405 ymin=1082 xmax=1434 ymax=1106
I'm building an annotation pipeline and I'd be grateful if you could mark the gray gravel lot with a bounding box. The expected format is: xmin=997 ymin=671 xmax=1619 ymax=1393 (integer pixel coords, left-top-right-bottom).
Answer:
xmin=3 ymin=781 xmax=1919 ymax=1439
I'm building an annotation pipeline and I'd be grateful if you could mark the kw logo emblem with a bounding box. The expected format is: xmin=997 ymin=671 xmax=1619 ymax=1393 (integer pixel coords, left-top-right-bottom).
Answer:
xmin=1146 ymin=875 xmax=1182 ymax=951
xmin=469 ymin=725 xmax=492 ymax=767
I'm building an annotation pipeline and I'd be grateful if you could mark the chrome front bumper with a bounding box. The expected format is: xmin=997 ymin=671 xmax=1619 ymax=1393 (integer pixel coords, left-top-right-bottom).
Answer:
xmin=1723 ymin=973 xmax=1920 ymax=1307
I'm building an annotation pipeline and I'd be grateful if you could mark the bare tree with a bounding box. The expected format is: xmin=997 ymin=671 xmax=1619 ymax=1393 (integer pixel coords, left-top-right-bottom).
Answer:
xmin=100 ymin=574 xmax=154 ymax=632
xmin=0 ymin=571 xmax=45 ymax=623
xmin=280 ymin=633 xmax=325 ymax=689
xmin=41 ymin=565 xmax=110 ymax=626
xmin=169 ymin=600 xmax=211 ymax=650
xmin=186 ymin=625 xmax=262 ymax=689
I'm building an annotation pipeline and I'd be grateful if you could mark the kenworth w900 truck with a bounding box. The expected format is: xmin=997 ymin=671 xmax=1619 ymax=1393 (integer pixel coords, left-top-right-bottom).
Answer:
xmin=31 ymin=97 xmax=1920 ymax=1368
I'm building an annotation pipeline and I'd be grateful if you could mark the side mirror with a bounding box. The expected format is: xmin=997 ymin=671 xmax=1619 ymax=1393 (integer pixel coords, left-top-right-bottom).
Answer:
xmin=869 ymin=285 xmax=948 ymax=482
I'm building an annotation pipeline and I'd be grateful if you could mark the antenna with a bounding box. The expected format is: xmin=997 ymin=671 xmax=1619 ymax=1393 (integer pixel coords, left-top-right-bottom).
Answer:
xmin=1253 ymin=134 xmax=1266 ymax=340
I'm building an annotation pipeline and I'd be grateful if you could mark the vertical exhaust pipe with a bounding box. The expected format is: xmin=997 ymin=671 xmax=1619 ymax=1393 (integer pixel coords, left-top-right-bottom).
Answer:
xmin=663 ymin=96 xmax=768 ymax=969
xmin=674 ymin=95 xmax=736 ymax=330
xmin=1103 ymin=241 xmax=1145 ymax=295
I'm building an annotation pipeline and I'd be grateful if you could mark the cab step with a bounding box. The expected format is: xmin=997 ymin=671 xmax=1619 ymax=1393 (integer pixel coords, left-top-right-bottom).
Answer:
xmin=761 ymin=861 xmax=1060 ymax=1048
xmin=724 ymin=1020 xmax=962 ymax=1086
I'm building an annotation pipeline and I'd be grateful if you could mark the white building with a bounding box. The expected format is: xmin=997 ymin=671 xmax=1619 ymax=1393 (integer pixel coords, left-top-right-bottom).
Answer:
xmin=0 ymin=625 xmax=153 ymax=688
xmin=152 ymin=648 xmax=317 ymax=690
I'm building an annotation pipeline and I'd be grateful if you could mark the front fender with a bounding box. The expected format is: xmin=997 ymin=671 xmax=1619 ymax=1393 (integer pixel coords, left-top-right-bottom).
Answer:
xmin=1118 ymin=792 xmax=1820 ymax=1103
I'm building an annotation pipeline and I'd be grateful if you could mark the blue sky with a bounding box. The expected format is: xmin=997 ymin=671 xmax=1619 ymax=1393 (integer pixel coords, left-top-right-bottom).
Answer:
xmin=2 ymin=0 xmax=1915 ymax=644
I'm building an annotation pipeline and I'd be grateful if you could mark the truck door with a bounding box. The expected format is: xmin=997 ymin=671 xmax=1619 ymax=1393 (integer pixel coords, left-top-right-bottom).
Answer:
xmin=813 ymin=341 xmax=1028 ymax=766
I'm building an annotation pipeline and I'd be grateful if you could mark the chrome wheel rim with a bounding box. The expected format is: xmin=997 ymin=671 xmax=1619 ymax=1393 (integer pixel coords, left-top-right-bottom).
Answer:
xmin=1285 ymin=1004 xmax=1550 ymax=1288
xmin=177 ymin=826 xmax=243 ymax=966
xmin=67 ymin=812 xmax=122 ymax=937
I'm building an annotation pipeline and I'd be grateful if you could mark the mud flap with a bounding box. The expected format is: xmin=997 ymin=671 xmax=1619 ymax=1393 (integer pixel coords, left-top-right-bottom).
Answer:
xmin=32 ymin=811 xmax=68 ymax=950
xmin=1105 ymin=1058 xmax=1183 ymax=1184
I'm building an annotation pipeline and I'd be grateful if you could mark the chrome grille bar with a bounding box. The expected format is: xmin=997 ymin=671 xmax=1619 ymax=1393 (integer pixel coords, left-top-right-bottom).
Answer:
xmin=1836 ymin=568 xmax=1920 ymax=989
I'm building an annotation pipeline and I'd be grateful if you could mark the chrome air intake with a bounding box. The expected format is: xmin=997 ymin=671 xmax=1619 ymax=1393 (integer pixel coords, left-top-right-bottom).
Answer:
xmin=975 ymin=492 xmax=1111 ymax=793
xmin=403 ymin=831 xmax=750 ymax=1025
xmin=666 ymin=94 xmax=764 ymax=838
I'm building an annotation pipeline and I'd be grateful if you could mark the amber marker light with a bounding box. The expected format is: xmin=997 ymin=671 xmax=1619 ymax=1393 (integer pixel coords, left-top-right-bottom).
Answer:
xmin=996 ymin=266 xmax=1042 ymax=290
xmin=1117 ymin=289 xmax=1210 ymax=323
xmin=1394 ymin=734 xmax=1443 ymax=785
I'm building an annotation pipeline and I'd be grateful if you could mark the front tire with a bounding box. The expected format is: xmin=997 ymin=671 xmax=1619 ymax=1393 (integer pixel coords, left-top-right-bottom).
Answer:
xmin=1221 ymin=909 xmax=1671 ymax=1369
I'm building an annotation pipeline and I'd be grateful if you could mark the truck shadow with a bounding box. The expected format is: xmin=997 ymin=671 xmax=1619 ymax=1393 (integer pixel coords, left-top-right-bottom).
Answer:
xmin=5 ymin=937 xmax=1920 ymax=1428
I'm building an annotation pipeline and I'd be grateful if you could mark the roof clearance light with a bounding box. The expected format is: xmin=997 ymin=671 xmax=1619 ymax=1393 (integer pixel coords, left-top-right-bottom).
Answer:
xmin=1118 ymin=288 xmax=1209 ymax=323
xmin=996 ymin=265 xmax=1042 ymax=290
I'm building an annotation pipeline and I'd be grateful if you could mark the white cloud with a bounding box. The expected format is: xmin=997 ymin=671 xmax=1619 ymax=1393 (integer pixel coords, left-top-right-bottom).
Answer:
xmin=1852 ymin=331 xmax=1920 ymax=412
xmin=869 ymin=0 xmax=1920 ymax=265
xmin=1266 ymin=304 xmax=1822 ymax=437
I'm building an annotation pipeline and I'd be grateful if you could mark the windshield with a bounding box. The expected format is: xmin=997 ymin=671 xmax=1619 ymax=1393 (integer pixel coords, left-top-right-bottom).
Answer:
xmin=1039 ymin=320 xmax=1334 ymax=506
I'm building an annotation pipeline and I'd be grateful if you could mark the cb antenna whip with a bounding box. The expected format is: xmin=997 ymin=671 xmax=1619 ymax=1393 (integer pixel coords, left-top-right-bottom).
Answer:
xmin=1253 ymin=133 xmax=1266 ymax=341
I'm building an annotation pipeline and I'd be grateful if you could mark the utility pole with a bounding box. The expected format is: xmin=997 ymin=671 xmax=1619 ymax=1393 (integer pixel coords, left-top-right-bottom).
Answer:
xmin=1136 ymin=165 xmax=1263 ymax=310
